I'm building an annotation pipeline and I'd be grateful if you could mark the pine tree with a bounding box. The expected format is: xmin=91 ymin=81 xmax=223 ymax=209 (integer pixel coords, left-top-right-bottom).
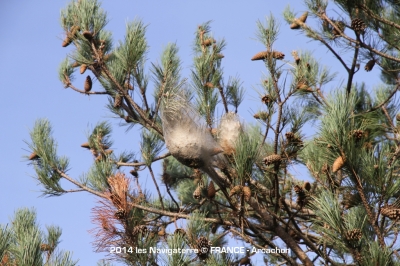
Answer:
xmin=23 ymin=0 xmax=400 ymax=265
xmin=0 ymin=208 xmax=77 ymax=266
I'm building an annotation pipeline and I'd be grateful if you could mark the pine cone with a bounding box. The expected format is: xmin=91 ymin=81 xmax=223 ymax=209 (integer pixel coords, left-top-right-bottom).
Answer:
xmin=82 ymin=30 xmax=93 ymax=40
xmin=243 ymin=186 xmax=251 ymax=202
xmin=207 ymin=181 xmax=216 ymax=199
xmin=158 ymin=228 xmax=166 ymax=237
xmin=80 ymin=64 xmax=88 ymax=74
xmin=381 ymin=206 xmax=400 ymax=220
xmin=40 ymin=243 xmax=51 ymax=252
xmin=81 ymin=142 xmax=91 ymax=149
xmin=332 ymin=156 xmax=345 ymax=173
xmin=294 ymin=185 xmax=307 ymax=207
xmin=84 ymin=75 xmax=92 ymax=92
xmin=263 ymin=154 xmax=282 ymax=165
xmin=114 ymin=94 xmax=122 ymax=108
xmin=229 ymin=185 xmax=243 ymax=197
xmin=303 ymin=181 xmax=311 ymax=192
xmin=332 ymin=20 xmax=345 ymax=38
xmin=29 ymin=152 xmax=39 ymax=160
xmin=285 ymin=132 xmax=295 ymax=141
xmin=351 ymin=18 xmax=366 ymax=34
xmin=114 ymin=208 xmax=126 ymax=220
xmin=204 ymin=82 xmax=214 ymax=89
xmin=130 ymin=169 xmax=139 ymax=178
xmin=174 ymin=228 xmax=186 ymax=236
xmin=364 ymin=60 xmax=375 ymax=72
xmin=253 ymin=111 xmax=269 ymax=121
xmin=215 ymin=53 xmax=224 ymax=59
xmin=251 ymin=51 xmax=285 ymax=61
xmin=202 ymin=38 xmax=216 ymax=46
xmin=193 ymin=185 xmax=202 ymax=200
xmin=290 ymin=11 xmax=308 ymax=29
xmin=197 ymin=236 xmax=211 ymax=259
xmin=345 ymin=229 xmax=362 ymax=242
xmin=296 ymin=81 xmax=313 ymax=92
xmin=261 ymin=94 xmax=272 ymax=104
xmin=62 ymin=37 xmax=72 ymax=47
xmin=70 ymin=61 xmax=80 ymax=68
xmin=352 ymin=129 xmax=364 ymax=140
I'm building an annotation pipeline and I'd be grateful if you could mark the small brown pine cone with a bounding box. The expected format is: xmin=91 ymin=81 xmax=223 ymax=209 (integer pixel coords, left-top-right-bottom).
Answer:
xmin=290 ymin=11 xmax=308 ymax=29
xmin=158 ymin=228 xmax=166 ymax=237
xmin=352 ymin=129 xmax=364 ymax=140
xmin=296 ymin=81 xmax=313 ymax=92
xmin=261 ymin=95 xmax=272 ymax=104
xmin=114 ymin=94 xmax=122 ymax=108
xmin=207 ymin=181 xmax=216 ymax=199
xmin=381 ymin=206 xmax=400 ymax=220
xmin=243 ymin=186 xmax=251 ymax=202
xmin=84 ymin=75 xmax=92 ymax=92
xmin=114 ymin=208 xmax=126 ymax=220
xmin=80 ymin=64 xmax=88 ymax=74
xmin=82 ymin=30 xmax=93 ymax=40
xmin=70 ymin=61 xmax=80 ymax=68
xmin=174 ymin=228 xmax=186 ymax=236
xmin=40 ymin=243 xmax=52 ymax=252
xmin=81 ymin=142 xmax=91 ymax=149
xmin=303 ymin=181 xmax=311 ymax=192
xmin=193 ymin=185 xmax=202 ymax=200
xmin=345 ymin=229 xmax=362 ymax=242
xmin=130 ymin=169 xmax=139 ymax=178
xmin=285 ymin=132 xmax=295 ymax=140
xmin=197 ymin=236 xmax=211 ymax=258
xmin=253 ymin=111 xmax=269 ymax=121
xmin=263 ymin=154 xmax=281 ymax=165
xmin=332 ymin=21 xmax=345 ymax=37
xmin=29 ymin=152 xmax=39 ymax=160
xmin=332 ymin=156 xmax=345 ymax=173
xmin=204 ymin=82 xmax=214 ymax=89
xmin=351 ymin=18 xmax=366 ymax=34
xmin=229 ymin=185 xmax=243 ymax=197
xmin=251 ymin=51 xmax=285 ymax=61
xmin=61 ymin=37 xmax=72 ymax=47
xmin=364 ymin=60 xmax=375 ymax=72
xmin=202 ymin=38 xmax=215 ymax=46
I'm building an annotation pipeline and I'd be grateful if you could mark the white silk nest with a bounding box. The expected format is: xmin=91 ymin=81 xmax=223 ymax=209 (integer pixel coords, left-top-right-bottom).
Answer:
xmin=217 ymin=112 xmax=243 ymax=155
xmin=161 ymin=97 xmax=223 ymax=169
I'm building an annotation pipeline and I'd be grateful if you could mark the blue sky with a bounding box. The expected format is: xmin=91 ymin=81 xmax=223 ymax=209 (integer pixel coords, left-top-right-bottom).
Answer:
xmin=0 ymin=1 xmax=381 ymax=265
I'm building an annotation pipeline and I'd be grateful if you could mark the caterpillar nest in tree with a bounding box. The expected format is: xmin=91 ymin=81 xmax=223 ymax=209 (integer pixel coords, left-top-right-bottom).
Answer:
xmin=217 ymin=112 xmax=243 ymax=155
xmin=161 ymin=96 xmax=223 ymax=169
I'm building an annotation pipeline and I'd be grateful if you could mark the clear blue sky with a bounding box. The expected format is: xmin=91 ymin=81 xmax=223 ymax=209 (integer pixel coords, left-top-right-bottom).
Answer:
xmin=0 ymin=1 xmax=380 ymax=265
